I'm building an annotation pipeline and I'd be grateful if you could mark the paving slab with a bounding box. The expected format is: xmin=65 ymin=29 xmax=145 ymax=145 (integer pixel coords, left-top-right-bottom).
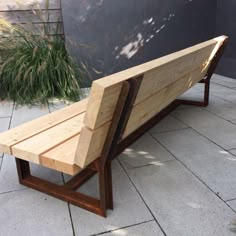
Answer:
xmin=228 ymin=200 xmax=236 ymax=212
xmin=102 ymin=221 xmax=164 ymax=236
xmin=178 ymin=91 xmax=203 ymax=102
xmin=0 ymin=154 xmax=63 ymax=193
xmin=127 ymin=160 xmax=236 ymax=236
xmin=172 ymin=107 xmax=236 ymax=150
xmin=48 ymin=100 xmax=69 ymax=112
xmin=154 ymin=128 xmax=236 ymax=201
xmin=212 ymin=74 xmax=236 ymax=88
xmin=230 ymin=120 xmax=236 ymax=125
xmin=204 ymin=96 xmax=236 ymax=121
xmin=11 ymin=104 xmax=49 ymax=128
xmin=0 ymin=189 xmax=73 ymax=236
xmin=0 ymin=117 xmax=10 ymax=132
xmin=0 ymin=117 xmax=11 ymax=158
xmin=149 ymin=115 xmax=187 ymax=134
xmin=70 ymin=160 xmax=153 ymax=236
xmin=118 ymin=133 xmax=174 ymax=169
xmin=209 ymin=83 xmax=236 ymax=104
xmin=174 ymin=91 xmax=236 ymax=121
xmin=176 ymin=90 xmax=236 ymax=121
xmin=48 ymin=88 xmax=90 ymax=112
xmin=230 ymin=149 xmax=236 ymax=156
xmin=0 ymin=101 xmax=13 ymax=117
xmin=181 ymin=83 xmax=203 ymax=94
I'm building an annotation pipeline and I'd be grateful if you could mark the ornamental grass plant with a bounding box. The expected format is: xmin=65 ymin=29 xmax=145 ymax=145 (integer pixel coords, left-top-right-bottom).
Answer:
xmin=0 ymin=1 xmax=90 ymax=104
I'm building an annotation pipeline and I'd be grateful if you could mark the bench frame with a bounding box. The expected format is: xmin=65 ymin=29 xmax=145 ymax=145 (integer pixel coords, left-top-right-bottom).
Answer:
xmin=15 ymin=38 xmax=228 ymax=217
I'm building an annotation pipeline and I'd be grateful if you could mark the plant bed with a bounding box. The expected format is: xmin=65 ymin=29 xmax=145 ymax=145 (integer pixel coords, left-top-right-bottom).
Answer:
xmin=0 ymin=2 xmax=90 ymax=105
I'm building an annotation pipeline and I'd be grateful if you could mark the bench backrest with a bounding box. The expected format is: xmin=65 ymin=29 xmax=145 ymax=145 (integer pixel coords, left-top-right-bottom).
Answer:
xmin=75 ymin=36 xmax=227 ymax=168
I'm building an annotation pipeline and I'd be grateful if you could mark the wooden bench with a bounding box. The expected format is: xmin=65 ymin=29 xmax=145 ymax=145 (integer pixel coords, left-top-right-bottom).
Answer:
xmin=0 ymin=36 xmax=228 ymax=217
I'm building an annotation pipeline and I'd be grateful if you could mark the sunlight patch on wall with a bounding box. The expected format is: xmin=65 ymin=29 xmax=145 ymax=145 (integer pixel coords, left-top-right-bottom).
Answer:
xmin=115 ymin=11 xmax=177 ymax=60
xmin=116 ymin=33 xmax=143 ymax=59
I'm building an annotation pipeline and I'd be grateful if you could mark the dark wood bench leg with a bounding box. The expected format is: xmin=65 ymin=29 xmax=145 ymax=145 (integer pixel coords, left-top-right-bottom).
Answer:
xmin=98 ymin=167 xmax=108 ymax=217
xmin=177 ymin=79 xmax=210 ymax=107
xmin=177 ymin=38 xmax=228 ymax=108
xmin=15 ymin=158 xmax=111 ymax=217
xmin=15 ymin=158 xmax=31 ymax=182
xmin=105 ymin=161 xmax=113 ymax=210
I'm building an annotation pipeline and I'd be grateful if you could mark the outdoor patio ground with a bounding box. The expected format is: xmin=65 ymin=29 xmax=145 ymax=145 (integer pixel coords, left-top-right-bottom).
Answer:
xmin=1 ymin=74 xmax=236 ymax=236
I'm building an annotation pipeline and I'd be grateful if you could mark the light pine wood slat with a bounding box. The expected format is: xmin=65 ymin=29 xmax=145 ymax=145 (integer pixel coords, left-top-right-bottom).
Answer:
xmin=123 ymin=66 xmax=208 ymax=137
xmin=83 ymin=36 xmax=226 ymax=130
xmin=75 ymin=122 xmax=111 ymax=168
xmin=41 ymin=135 xmax=81 ymax=175
xmin=11 ymin=114 xmax=85 ymax=164
xmin=134 ymin=43 xmax=216 ymax=105
xmin=0 ymin=99 xmax=88 ymax=154
xmin=84 ymin=82 xmax=123 ymax=129
xmin=94 ymin=36 xmax=226 ymax=89
xmin=160 ymin=66 xmax=209 ymax=110
xmin=76 ymin=36 xmax=227 ymax=168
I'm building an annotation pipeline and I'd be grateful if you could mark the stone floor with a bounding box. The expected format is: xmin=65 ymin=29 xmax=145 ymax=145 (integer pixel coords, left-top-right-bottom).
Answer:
xmin=1 ymin=74 xmax=236 ymax=236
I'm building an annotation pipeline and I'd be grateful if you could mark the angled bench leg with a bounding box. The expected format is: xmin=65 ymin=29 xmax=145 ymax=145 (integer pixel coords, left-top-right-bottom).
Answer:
xmin=106 ymin=161 xmax=113 ymax=210
xmin=15 ymin=158 xmax=111 ymax=217
xmin=13 ymin=81 xmax=133 ymax=217
xmin=177 ymin=79 xmax=210 ymax=107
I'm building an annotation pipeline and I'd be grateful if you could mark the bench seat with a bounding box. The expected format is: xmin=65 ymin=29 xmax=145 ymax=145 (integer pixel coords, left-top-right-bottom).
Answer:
xmin=0 ymin=99 xmax=88 ymax=175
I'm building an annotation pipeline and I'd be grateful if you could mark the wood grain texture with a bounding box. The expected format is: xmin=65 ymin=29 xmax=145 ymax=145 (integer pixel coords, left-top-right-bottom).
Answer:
xmin=0 ymin=99 xmax=87 ymax=154
xmin=134 ymin=44 xmax=216 ymax=105
xmin=76 ymin=36 xmax=227 ymax=168
xmin=83 ymin=37 xmax=226 ymax=131
xmin=123 ymin=65 xmax=209 ymax=137
xmin=75 ymin=122 xmax=111 ymax=168
xmin=83 ymin=82 xmax=123 ymax=129
xmin=94 ymin=36 xmax=227 ymax=89
xmin=41 ymin=135 xmax=81 ymax=175
xmin=11 ymin=114 xmax=85 ymax=164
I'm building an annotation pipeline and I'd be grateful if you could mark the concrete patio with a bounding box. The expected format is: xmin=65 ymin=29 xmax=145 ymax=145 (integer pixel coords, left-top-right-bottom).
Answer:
xmin=1 ymin=74 xmax=236 ymax=236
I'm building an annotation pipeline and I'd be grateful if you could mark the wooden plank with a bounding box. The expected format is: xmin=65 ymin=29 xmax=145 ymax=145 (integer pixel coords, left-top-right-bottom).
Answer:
xmin=0 ymin=99 xmax=88 ymax=154
xmin=123 ymin=66 xmax=208 ymax=137
xmin=78 ymin=36 xmax=227 ymax=168
xmin=0 ymin=1 xmax=60 ymax=11
xmin=134 ymin=44 xmax=216 ymax=105
xmin=123 ymin=88 xmax=168 ymax=138
xmin=11 ymin=114 xmax=85 ymax=164
xmin=83 ymin=36 xmax=226 ymax=130
xmin=84 ymin=82 xmax=123 ymax=129
xmin=94 ymin=36 xmax=227 ymax=89
xmin=0 ymin=10 xmax=62 ymax=23
xmin=41 ymin=136 xmax=81 ymax=175
xmin=160 ymin=66 xmax=209 ymax=110
xmin=75 ymin=122 xmax=111 ymax=168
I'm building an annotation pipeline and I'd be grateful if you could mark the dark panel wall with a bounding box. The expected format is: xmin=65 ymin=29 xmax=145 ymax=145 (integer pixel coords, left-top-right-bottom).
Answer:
xmin=215 ymin=0 xmax=236 ymax=78
xmin=62 ymin=0 xmax=216 ymax=81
